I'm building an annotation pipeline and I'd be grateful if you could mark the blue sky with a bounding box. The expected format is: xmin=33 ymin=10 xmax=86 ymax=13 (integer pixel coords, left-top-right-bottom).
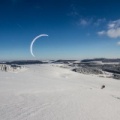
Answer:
xmin=0 ymin=0 xmax=120 ymax=60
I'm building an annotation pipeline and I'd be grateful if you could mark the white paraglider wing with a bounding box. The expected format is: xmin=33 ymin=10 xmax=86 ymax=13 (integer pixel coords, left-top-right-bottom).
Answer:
xmin=30 ymin=34 xmax=48 ymax=57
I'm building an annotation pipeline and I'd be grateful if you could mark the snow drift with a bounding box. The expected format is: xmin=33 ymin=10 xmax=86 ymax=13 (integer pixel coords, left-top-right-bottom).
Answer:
xmin=0 ymin=64 xmax=120 ymax=120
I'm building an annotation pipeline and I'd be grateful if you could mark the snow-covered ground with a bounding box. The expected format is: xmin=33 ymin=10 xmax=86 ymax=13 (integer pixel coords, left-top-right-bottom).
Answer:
xmin=0 ymin=64 xmax=120 ymax=120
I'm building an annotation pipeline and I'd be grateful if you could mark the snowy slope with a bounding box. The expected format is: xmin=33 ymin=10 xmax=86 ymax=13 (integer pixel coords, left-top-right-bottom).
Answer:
xmin=0 ymin=64 xmax=120 ymax=120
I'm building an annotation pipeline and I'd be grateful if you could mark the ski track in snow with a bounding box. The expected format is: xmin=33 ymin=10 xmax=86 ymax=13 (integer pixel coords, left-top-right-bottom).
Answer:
xmin=0 ymin=64 xmax=120 ymax=120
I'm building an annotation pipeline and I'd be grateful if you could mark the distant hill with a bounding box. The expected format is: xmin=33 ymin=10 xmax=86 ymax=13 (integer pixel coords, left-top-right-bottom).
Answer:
xmin=5 ymin=60 xmax=45 ymax=65
xmin=81 ymin=58 xmax=120 ymax=63
xmin=53 ymin=60 xmax=77 ymax=64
